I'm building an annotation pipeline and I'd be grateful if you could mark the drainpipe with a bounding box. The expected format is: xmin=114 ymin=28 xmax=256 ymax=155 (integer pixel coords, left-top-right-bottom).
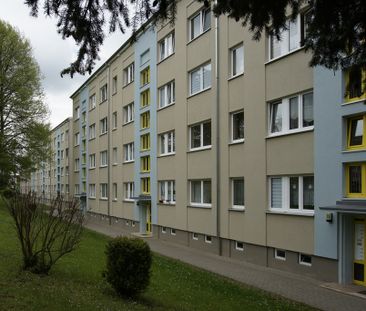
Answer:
xmin=107 ymin=64 xmax=111 ymax=225
xmin=214 ymin=3 xmax=222 ymax=256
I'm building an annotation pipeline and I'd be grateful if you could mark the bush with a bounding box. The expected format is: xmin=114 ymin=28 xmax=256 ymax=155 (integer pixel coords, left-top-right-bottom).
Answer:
xmin=103 ymin=236 xmax=152 ymax=297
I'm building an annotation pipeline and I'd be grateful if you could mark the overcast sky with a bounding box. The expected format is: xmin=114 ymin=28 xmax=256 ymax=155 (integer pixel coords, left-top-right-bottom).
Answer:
xmin=0 ymin=0 xmax=131 ymax=128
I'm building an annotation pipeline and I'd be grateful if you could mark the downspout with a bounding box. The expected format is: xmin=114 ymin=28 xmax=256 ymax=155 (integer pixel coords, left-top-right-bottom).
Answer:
xmin=107 ymin=64 xmax=111 ymax=225
xmin=214 ymin=3 xmax=222 ymax=256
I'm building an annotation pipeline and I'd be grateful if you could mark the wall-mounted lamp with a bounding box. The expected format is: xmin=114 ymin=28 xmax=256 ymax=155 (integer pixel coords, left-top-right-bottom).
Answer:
xmin=326 ymin=213 xmax=333 ymax=223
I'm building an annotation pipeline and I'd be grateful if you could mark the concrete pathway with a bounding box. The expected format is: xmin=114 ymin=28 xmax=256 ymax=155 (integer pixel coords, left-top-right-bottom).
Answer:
xmin=85 ymin=218 xmax=366 ymax=311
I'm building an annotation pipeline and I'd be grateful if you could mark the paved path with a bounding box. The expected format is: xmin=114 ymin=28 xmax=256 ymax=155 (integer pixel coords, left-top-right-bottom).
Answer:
xmin=85 ymin=218 xmax=366 ymax=311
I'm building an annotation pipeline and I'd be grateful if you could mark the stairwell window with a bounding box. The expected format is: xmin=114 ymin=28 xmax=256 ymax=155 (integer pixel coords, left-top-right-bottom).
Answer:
xmin=347 ymin=116 xmax=366 ymax=150
xmin=158 ymin=81 xmax=175 ymax=108
xmin=141 ymin=177 xmax=150 ymax=194
xmin=141 ymin=134 xmax=150 ymax=151
xmin=189 ymin=7 xmax=211 ymax=41
xmin=123 ymin=62 xmax=134 ymax=86
xmin=190 ymin=180 xmax=211 ymax=207
xmin=190 ymin=63 xmax=211 ymax=95
xmin=230 ymin=44 xmax=244 ymax=77
xmin=140 ymin=111 xmax=150 ymax=129
xmin=141 ymin=89 xmax=150 ymax=107
xmin=160 ymin=131 xmax=175 ymax=155
xmin=159 ymin=32 xmax=175 ymax=61
xmin=345 ymin=66 xmax=366 ymax=102
xmin=141 ymin=67 xmax=150 ymax=86
xmin=100 ymin=84 xmax=108 ymax=103
xmin=269 ymin=92 xmax=313 ymax=136
xmin=346 ymin=163 xmax=366 ymax=198
xmin=190 ymin=121 xmax=211 ymax=151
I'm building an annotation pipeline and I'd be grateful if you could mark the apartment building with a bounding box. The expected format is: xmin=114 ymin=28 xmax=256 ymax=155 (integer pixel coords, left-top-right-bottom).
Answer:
xmin=25 ymin=118 xmax=73 ymax=198
xmin=25 ymin=0 xmax=366 ymax=286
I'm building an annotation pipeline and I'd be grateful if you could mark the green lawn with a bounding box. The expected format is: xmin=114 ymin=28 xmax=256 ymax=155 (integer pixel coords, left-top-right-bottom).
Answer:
xmin=0 ymin=203 xmax=316 ymax=311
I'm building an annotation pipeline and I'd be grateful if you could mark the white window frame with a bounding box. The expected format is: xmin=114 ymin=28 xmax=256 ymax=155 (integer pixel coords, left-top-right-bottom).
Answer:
xmin=192 ymin=232 xmax=199 ymax=240
xmin=89 ymin=94 xmax=96 ymax=110
xmin=89 ymin=184 xmax=96 ymax=198
xmin=189 ymin=7 xmax=211 ymax=41
xmin=75 ymin=184 xmax=80 ymax=195
xmin=123 ymin=63 xmax=135 ymax=86
xmin=100 ymin=117 xmax=108 ymax=135
xmin=112 ymin=111 xmax=117 ymax=129
xmin=112 ymin=147 xmax=118 ymax=165
xmin=231 ymin=110 xmax=245 ymax=143
xmin=299 ymin=253 xmax=312 ymax=266
xmin=170 ymin=228 xmax=176 ymax=236
xmin=161 ymin=227 xmax=167 ymax=234
xmin=190 ymin=180 xmax=212 ymax=207
xmin=124 ymin=182 xmax=135 ymax=201
xmin=124 ymin=142 xmax=134 ymax=162
xmin=268 ymin=91 xmax=314 ymax=136
xmin=112 ymin=76 xmax=117 ymax=94
xmin=100 ymin=183 xmax=108 ymax=199
xmin=159 ymin=180 xmax=176 ymax=204
xmin=160 ymin=131 xmax=175 ymax=155
xmin=89 ymin=123 xmax=96 ymax=140
xmin=205 ymin=235 xmax=212 ymax=244
xmin=113 ymin=183 xmax=117 ymax=201
xmin=89 ymin=153 xmax=96 ymax=169
xmin=269 ymin=176 xmax=314 ymax=214
xmin=275 ymin=249 xmax=286 ymax=261
xmin=159 ymin=32 xmax=175 ymax=61
xmin=235 ymin=241 xmax=244 ymax=251
xmin=74 ymin=158 xmax=80 ymax=172
xmin=100 ymin=84 xmax=108 ymax=102
xmin=100 ymin=150 xmax=108 ymax=167
xmin=75 ymin=106 xmax=80 ymax=119
xmin=123 ymin=102 xmax=134 ymax=124
xmin=74 ymin=132 xmax=80 ymax=146
xmin=232 ymin=178 xmax=245 ymax=211
xmin=158 ymin=80 xmax=175 ymax=109
xmin=230 ymin=43 xmax=244 ymax=77
xmin=189 ymin=63 xmax=212 ymax=96
xmin=189 ymin=121 xmax=211 ymax=151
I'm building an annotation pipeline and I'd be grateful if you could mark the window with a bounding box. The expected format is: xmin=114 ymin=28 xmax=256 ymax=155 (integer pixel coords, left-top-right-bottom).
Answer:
xmin=158 ymin=81 xmax=175 ymax=108
xmin=269 ymin=92 xmax=313 ymax=135
xmin=100 ymin=150 xmax=108 ymax=167
xmin=141 ymin=89 xmax=150 ymax=107
xmin=235 ymin=241 xmax=244 ymax=251
xmin=159 ymin=32 xmax=175 ymax=61
xmin=89 ymin=154 xmax=96 ymax=168
xmin=170 ymin=228 xmax=176 ymax=236
xmin=124 ymin=182 xmax=135 ymax=200
xmin=112 ymin=112 xmax=117 ymax=129
xmin=269 ymin=176 xmax=314 ymax=213
xmin=232 ymin=178 xmax=244 ymax=210
xmin=82 ymin=112 xmax=86 ymax=123
xmin=113 ymin=183 xmax=117 ymax=200
xmin=159 ymin=181 xmax=176 ymax=204
xmin=345 ymin=66 xmax=366 ymax=102
xmin=230 ymin=44 xmax=244 ymax=77
xmin=60 ymin=167 xmax=64 ymax=176
xmin=141 ymin=177 xmax=150 ymax=194
xmin=89 ymin=184 xmax=96 ymax=198
xmin=141 ymin=67 xmax=150 ymax=86
xmin=89 ymin=94 xmax=96 ymax=110
xmin=275 ymin=249 xmax=286 ymax=261
xmin=112 ymin=147 xmax=118 ymax=165
xmin=141 ymin=111 xmax=150 ymax=129
xmin=100 ymin=183 xmax=108 ymax=199
xmin=75 ymin=184 xmax=80 ymax=195
xmin=74 ymin=132 xmax=80 ymax=146
xmin=269 ymin=14 xmax=305 ymax=60
xmin=123 ymin=63 xmax=134 ymax=86
xmin=192 ymin=233 xmax=198 ymax=240
xmin=160 ymin=131 xmax=175 ymax=155
xmin=65 ymin=166 xmax=69 ymax=175
xmin=141 ymin=156 xmax=150 ymax=172
xmin=112 ymin=76 xmax=117 ymax=94
xmin=189 ymin=8 xmax=211 ymax=41
xmin=123 ymin=102 xmax=134 ymax=124
xmin=205 ymin=235 xmax=212 ymax=244
xmin=140 ymin=50 xmax=150 ymax=65
xmin=89 ymin=124 xmax=96 ymax=140
xmin=60 ymin=133 xmax=64 ymax=142
xmin=75 ymin=106 xmax=80 ymax=119
xmin=161 ymin=227 xmax=167 ymax=234
xmin=60 ymin=150 xmax=64 ymax=159
xmin=124 ymin=143 xmax=134 ymax=162
xmin=346 ymin=163 xmax=366 ymax=198
xmin=231 ymin=111 xmax=244 ymax=143
xmin=347 ymin=116 xmax=366 ymax=150
xmin=299 ymin=253 xmax=312 ymax=266
xmin=100 ymin=117 xmax=108 ymax=135
xmin=190 ymin=180 xmax=211 ymax=206
xmin=100 ymin=84 xmax=108 ymax=102
xmin=190 ymin=63 xmax=211 ymax=95
xmin=190 ymin=121 xmax=211 ymax=150
xmin=141 ymin=134 xmax=150 ymax=151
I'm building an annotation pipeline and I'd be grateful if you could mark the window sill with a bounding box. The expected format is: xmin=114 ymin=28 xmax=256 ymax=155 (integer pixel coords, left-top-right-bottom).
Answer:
xmin=266 ymin=210 xmax=314 ymax=217
xmin=188 ymin=146 xmax=212 ymax=153
xmin=88 ymin=137 xmax=96 ymax=141
xmin=265 ymin=46 xmax=305 ymax=65
xmin=123 ymin=199 xmax=135 ymax=203
xmin=123 ymin=160 xmax=134 ymax=164
xmin=229 ymin=207 xmax=245 ymax=212
xmin=74 ymin=118 xmax=80 ymax=122
xmin=188 ymin=204 xmax=212 ymax=209
xmin=100 ymin=99 xmax=107 ymax=105
xmin=89 ymin=167 xmax=96 ymax=170
xmin=228 ymin=72 xmax=244 ymax=81
xmin=122 ymin=81 xmax=134 ymax=89
xmin=89 ymin=107 xmax=96 ymax=112
xmin=112 ymin=127 xmax=117 ymax=131
xmin=112 ymin=163 xmax=118 ymax=166
xmin=158 ymin=152 xmax=175 ymax=158
xmin=112 ymin=199 xmax=118 ymax=202
xmin=157 ymin=102 xmax=175 ymax=112
xmin=157 ymin=202 xmax=176 ymax=206
xmin=341 ymin=98 xmax=366 ymax=106
xmin=100 ymin=198 xmax=108 ymax=201
xmin=157 ymin=52 xmax=175 ymax=65
xmin=100 ymin=165 xmax=108 ymax=168
xmin=229 ymin=139 xmax=245 ymax=146
xmin=89 ymin=197 xmax=96 ymax=200
xmin=267 ymin=127 xmax=314 ymax=139
xmin=187 ymin=28 xmax=211 ymax=46
xmin=342 ymin=149 xmax=366 ymax=154
xmin=100 ymin=132 xmax=108 ymax=137
xmin=122 ymin=120 xmax=134 ymax=127
xmin=187 ymin=87 xmax=211 ymax=99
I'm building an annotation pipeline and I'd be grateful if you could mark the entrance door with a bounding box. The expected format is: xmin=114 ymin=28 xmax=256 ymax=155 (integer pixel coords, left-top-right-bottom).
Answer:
xmin=354 ymin=218 xmax=366 ymax=286
xmin=146 ymin=203 xmax=152 ymax=233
